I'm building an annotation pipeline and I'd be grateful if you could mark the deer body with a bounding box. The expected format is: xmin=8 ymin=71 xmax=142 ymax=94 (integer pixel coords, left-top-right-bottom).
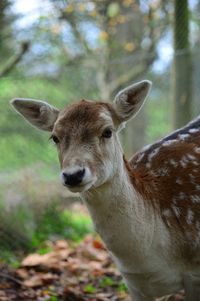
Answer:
xmin=11 ymin=80 xmax=200 ymax=300
xmin=82 ymin=141 xmax=198 ymax=300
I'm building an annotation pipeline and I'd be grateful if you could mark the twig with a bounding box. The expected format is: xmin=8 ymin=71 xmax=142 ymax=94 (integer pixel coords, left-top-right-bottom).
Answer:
xmin=0 ymin=271 xmax=23 ymax=286
xmin=0 ymin=41 xmax=30 ymax=78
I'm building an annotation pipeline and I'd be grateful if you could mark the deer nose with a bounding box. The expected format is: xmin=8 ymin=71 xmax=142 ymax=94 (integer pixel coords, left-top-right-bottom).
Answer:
xmin=62 ymin=168 xmax=85 ymax=187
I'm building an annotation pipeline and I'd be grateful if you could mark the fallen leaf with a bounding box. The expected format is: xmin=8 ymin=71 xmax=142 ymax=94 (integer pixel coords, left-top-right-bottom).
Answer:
xmin=93 ymin=239 xmax=105 ymax=250
xmin=23 ymin=272 xmax=58 ymax=288
xmin=23 ymin=275 xmax=43 ymax=288
xmin=63 ymin=287 xmax=86 ymax=301
xmin=54 ymin=240 xmax=69 ymax=250
xmin=16 ymin=268 xmax=29 ymax=279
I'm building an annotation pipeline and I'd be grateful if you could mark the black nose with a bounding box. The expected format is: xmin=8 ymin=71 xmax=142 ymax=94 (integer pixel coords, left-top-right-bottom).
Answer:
xmin=62 ymin=168 xmax=85 ymax=186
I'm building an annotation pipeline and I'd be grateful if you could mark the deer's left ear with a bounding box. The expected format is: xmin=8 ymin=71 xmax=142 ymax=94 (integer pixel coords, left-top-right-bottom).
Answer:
xmin=113 ymin=80 xmax=152 ymax=122
xmin=10 ymin=98 xmax=59 ymax=131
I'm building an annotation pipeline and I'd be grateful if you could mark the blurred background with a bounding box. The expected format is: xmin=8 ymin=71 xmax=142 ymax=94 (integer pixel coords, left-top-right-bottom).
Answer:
xmin=0 ymin=0 xmax=200 ymax=263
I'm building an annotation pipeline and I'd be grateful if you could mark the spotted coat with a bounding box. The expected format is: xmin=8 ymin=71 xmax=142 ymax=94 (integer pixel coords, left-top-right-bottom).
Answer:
xmin=126 ymin=116 xmax=200 ymax=252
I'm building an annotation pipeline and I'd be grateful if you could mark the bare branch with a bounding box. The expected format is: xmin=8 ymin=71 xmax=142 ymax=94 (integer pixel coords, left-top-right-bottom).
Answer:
xmin=0 ymin=41 xmax=30 ymax=77
xmin=60 ymin=12 xmax=92 ymax=54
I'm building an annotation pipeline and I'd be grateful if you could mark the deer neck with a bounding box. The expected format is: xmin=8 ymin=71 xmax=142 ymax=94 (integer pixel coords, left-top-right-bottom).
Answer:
xmin=81 ymin=153 xmax=157 ymax=266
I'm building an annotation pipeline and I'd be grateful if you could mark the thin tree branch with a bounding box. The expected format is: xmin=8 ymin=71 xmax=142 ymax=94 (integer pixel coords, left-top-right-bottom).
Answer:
xmin=60 ymin=12 xmax=92 ymax=54
xmin=0 ymin=271 xmax=23 ymax=286
xmin=0 ymin=41 xmax=30 ymax=77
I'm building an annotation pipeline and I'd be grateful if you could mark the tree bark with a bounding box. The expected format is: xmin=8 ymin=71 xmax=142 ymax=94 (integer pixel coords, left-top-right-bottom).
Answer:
xmin=173 ymin=0 xmax=192 ymax=129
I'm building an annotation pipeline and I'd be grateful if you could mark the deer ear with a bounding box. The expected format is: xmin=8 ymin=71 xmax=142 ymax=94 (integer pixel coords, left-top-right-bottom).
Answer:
xmin=10 ymin=98 xmax=59 ymax=131
xmin=113 ymin=80 xmax=152 ymax=122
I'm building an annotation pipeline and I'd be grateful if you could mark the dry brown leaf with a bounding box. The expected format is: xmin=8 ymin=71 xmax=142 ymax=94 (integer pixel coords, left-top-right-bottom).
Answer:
xmin=23 ymin=274 xmax=43 ymax=288
xmin=22 ymin=253 xmax=46 ymax=267
xmin=56 ymin=249 xmax=71 ymax=260
xmin=0 ymin=282 xmax=11 ymax=289
xmin=63 ymin=287 xmax=86 ymax=301
xmin=40 ymin=272 xmax=58 ymax=285
xmin=22 ymin=252 xmax=62 ymax=271
xmin=16 ymin=268 xmax=29 ymax=279
xmin=54 ymin=240 xmax=69 ymax=250
xmin=23 ymin=272 xmax=58 ymax=288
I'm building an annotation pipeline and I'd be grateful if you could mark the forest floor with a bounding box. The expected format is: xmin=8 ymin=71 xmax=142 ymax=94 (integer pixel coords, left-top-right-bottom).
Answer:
xmin=0 ymin=235 xmax=185 ymax=301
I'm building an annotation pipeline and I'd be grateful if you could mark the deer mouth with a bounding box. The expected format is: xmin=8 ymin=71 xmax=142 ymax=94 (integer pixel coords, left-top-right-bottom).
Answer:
xmin=63 ymin=180 xmax=95 ymax=193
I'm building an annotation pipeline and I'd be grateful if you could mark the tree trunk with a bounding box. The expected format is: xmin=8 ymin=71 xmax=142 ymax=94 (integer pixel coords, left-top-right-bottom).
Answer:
xmin=173 ymin=0 xmax=192 ymax=129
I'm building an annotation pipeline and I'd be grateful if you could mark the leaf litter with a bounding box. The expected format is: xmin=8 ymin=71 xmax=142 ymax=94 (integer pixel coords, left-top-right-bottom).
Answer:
xmin=0 ymin=234 xmax=185 ymax=301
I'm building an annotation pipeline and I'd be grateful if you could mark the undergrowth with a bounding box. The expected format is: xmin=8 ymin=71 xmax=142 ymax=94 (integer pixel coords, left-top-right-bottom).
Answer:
xmin=0 ymin=199 xmax=93 ymax=265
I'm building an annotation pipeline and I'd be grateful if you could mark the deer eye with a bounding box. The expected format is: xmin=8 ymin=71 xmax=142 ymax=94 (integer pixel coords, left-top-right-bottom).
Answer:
xmin=50 ymin=135 xmax=60 ymax=144
xmin=102 ymin=128 xmax=112 ymax=138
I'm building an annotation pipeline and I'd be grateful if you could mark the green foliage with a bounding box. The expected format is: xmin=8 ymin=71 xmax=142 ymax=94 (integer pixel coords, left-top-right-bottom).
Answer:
xmin=37 ymin=246 xmax=53 ymax=255
xmin=99 ymin=276 xmax=128 ymax=292
xmin=118 ymin=281 xmax=128 ymax=293
xmin=50 ymin=296 xmax=59 ymax=301
xmin=0 ymin=197 xmax=93 ymax=262
xmin=100 ymin=276 xmax=115 ymax=287
xmin=84 ymin=284 xmax=97 ymax=293
xmin=0 ymin=250 xmax=21 ymax=268
xmin=107 ymin=3 xmax=120 ymax=18
xmin=32 ymin=202 xmax=92 ymax=246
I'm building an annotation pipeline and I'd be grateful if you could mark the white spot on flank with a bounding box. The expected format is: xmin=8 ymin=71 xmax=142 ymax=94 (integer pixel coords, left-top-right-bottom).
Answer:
xmin=157 ymin=167 xmax=169 ymax=176
xmin=172 ymin=197 xmax=177 ymax=204
xmin=146 ymin=162 xmax=151 ymax=168
xmin=187 ymin=154 xmax=196 ymax=160
xmin=179 ymin=134 xmax=189 ymax=140
xmin=194 ymin=147 xmax=200 ymax=154
xmin=196 ymin=185 xmax=200 ymax=191
xmin=180 ymin=160 xmax=187 ymax=168
xmin=182 ymin=155 xmax=190 ymax=166
xmin=176 ymin=177 xmax=183 ymax=185
xmin=189 ymin=174 xmax=196 ymax=183
xmin=172 ymin=205 xmax=181 ymax=218
xmin=189 ymin=128 xmax=199 ymax=134
xmin=190 ymin=195 xmax=200 ymax=203
xmin=169 ymin=159 xmax=178 ymax=167
xmin=162 ymin=140 xmax=176 ymax=147
xmin=187 ymin=209 xmax=194 ymax=224
xmin=148 ymin=148 xmax=160 ymax=161
xmin=178 ymin=192 xmax=186 ymax=200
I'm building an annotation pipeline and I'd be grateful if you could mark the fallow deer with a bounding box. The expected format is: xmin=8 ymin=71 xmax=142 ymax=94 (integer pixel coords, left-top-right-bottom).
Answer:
xmin=11 ymin=80 xmax=200 ymax=301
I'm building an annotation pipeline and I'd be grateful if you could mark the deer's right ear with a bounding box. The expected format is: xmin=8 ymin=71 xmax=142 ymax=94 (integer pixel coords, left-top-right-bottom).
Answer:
xmin=10 ymin=98 xmax=59 ymax=131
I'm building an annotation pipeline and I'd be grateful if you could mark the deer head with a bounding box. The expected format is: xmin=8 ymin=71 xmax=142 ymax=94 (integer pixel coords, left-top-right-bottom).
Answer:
xmin=11 ymin=80 xmax=152 ymax=193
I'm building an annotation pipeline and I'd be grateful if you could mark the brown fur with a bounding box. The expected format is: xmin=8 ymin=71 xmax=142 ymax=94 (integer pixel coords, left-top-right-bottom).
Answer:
xmin=124 ymin=122 xmax=200 ymax=260
xmin=53 ymin=100 xmax=118 ymax=169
